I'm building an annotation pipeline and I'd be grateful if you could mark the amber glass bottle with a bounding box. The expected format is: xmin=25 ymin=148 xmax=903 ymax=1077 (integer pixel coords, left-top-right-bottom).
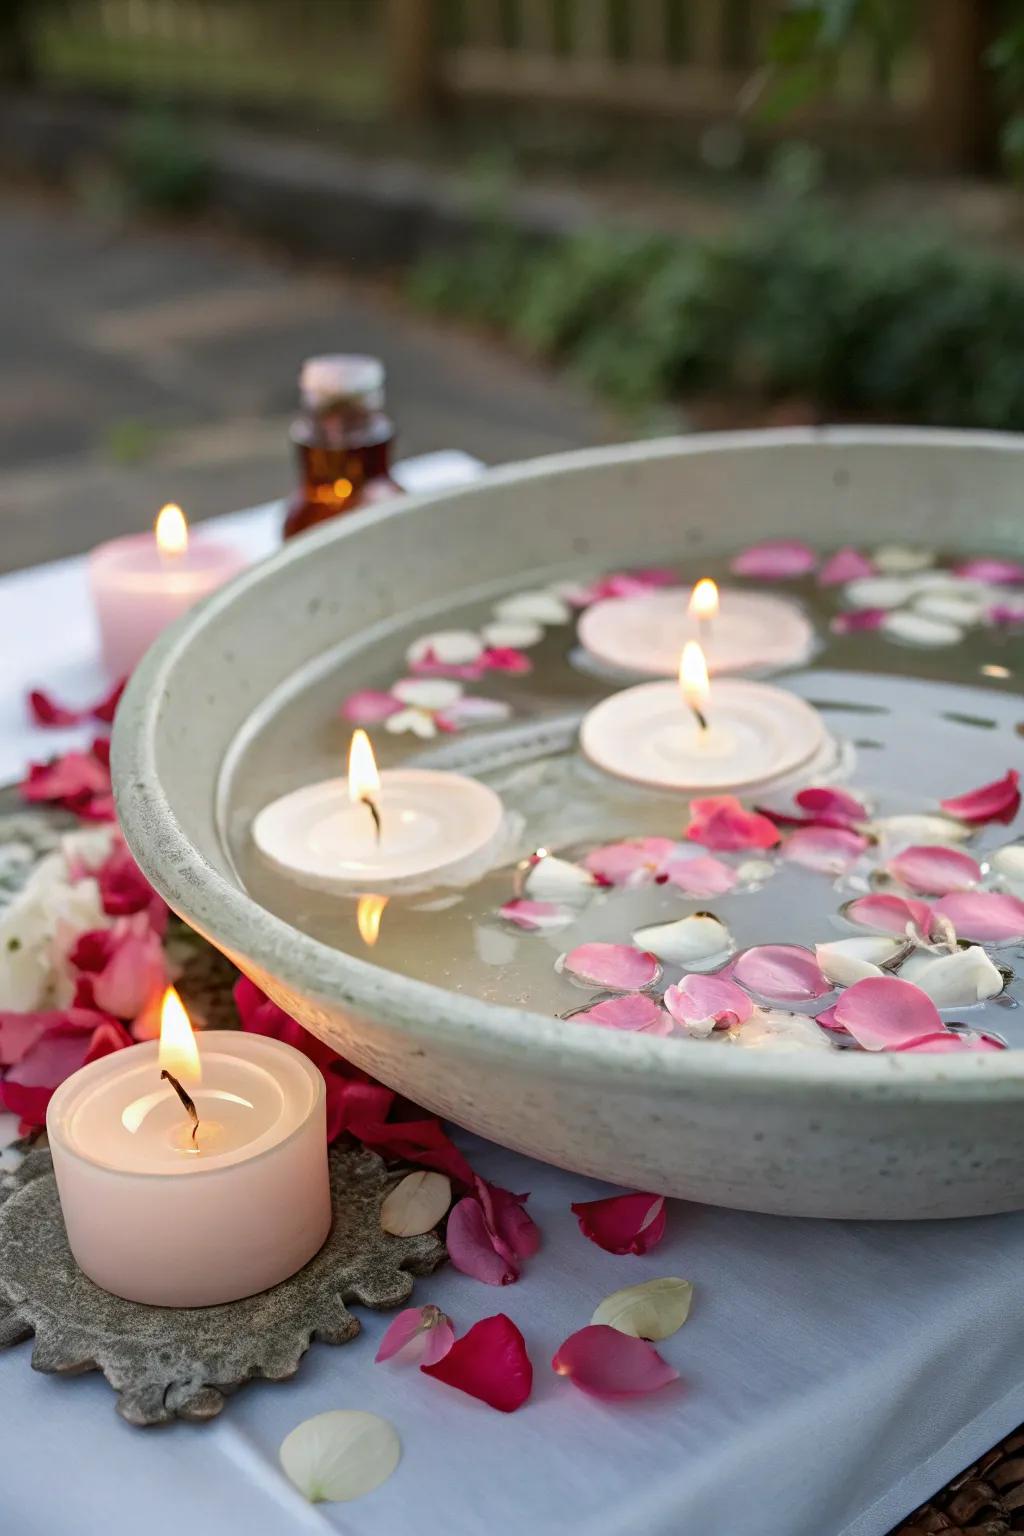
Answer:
xmin=283 ymin=355 xmax=400 ymax=539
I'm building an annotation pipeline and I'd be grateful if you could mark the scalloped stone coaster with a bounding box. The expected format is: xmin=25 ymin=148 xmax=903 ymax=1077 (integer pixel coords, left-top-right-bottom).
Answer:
xmin=0 ymin=1142 xmax=445 ymax=1426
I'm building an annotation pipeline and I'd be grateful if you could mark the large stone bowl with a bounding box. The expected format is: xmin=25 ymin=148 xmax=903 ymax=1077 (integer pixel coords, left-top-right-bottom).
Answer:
xmin=113 ymin=429 xmax=1024 ymax=1220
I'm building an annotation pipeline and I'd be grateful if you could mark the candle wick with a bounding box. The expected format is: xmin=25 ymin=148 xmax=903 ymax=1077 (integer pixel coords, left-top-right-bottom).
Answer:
xmin=161 ymin=1069 xmax=200 ymax=1144
xmin=690 ymin=704 xmax=709 ymax=733
xmin=361 ymin=794 xmax=382 ymax=845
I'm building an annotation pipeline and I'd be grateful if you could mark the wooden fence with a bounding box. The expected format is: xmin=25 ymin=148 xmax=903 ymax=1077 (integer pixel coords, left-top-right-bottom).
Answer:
xmin=18 ymin=0 xmax=997 ymax=171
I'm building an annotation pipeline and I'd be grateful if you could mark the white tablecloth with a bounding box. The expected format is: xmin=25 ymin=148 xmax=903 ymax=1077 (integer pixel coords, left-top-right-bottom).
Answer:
xmin=2 ymin=465 xmax=1023 ymax=1536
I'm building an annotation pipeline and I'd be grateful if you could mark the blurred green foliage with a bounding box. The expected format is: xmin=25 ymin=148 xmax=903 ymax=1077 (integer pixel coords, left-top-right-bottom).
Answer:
xmin=116 ymin=108 xmax=211 ymax=213
xmin=408 ymin=213 xmax=1024 ymax=428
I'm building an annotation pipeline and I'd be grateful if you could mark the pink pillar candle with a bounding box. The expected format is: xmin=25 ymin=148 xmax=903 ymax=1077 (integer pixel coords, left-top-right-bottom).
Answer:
xmin=88 ymin=518 xmax=246 ymax=678
xmin=46 ymin=1032 xmax=331 ymax=1307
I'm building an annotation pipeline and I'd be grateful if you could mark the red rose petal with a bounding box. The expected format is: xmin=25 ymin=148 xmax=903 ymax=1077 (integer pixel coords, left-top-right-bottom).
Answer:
xmin=830 ymin=975 xmax=944 ymax=1052
xmin=830 ymin=607 xmax=886 ymax=634
xmin=886 ymin=844 xmax=982 ymax=896
xmin=732 ymin=944 xmax=831 ymax=1003
xmin=571 ymin=1192 xmax=666 ymax=1255
xmin=939 ymin=769 xmax=1021 ymax=824
xmin=794 ymin=786 xmax=869 ymax=824
xmin=421 ymin=1314 xmax=533 ymax=1412
xmin=685 ymin=796 xmax=780 ymax=852
xmin=730 ymin=540 xmax=817 ymax=578
xmin=560 ymin=943 xmax=661 ymax=991
xmin=932 ymin=891 xmax=1024 ymax=944
xmin=552 ymin=1325 xmax=679 ymax=1400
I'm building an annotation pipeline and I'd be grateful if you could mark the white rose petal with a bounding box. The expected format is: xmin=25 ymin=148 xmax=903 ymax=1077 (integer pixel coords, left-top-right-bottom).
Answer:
xmin=391 ymin=677 xmax=462 ymax=710
xmin=871 ymin=814 xmax=970 ymax=852
xmin=493 ymin=590 xmax=571 ymax=625
xmin=380 ymin=1171 xmax=452 ymax=1237
xmin=898 ymin=945 xmax=1004 ymax=1007
xmin=591 ymin=1277 xmax=694 ymax=1340
xmin=728 ymin=1009 xmax=834 ymax=1051
xmin=844 ymin=575 xmax=915 ymax=609
xmin=872 ymin=544 xmax=935 ymax=573
xmin=406 ymin=630 xmax=484 ymax=667
xmin=632 ymin=914 xmax=734 ymax=970
xmin=991 ymin=843 xmax=1024 ymax=897
xmin=279 ymin=1410 xmax=400 ymax=1503
xmin=881 ymin=612 xmax=964 ymax=647
xmin=524 ymin=854 xmax=597 ymax=905
xmin=384 ymin=707 xmax=436 ymax=738
xmin=815 ymin=935 xmax=907 ymax=987
xmin=913 ymin=592 xmax=985 ymax=626
xmin=481 ymin=620 xmax=544 ymax=649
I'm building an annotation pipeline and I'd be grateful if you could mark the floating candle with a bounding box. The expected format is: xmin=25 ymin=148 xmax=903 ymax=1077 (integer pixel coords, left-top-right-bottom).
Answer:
xmin=46 ymin=989 xmax=331 ymax=1307
xmin=580 ymin=642 xmax=829 ymax=794
xmin=253 ymin=730 xmax=506 ymax=894
xmin=89 ymin=503 xmax=246 ymax=679
xmin=578 ymin=580 xmax=814 ymax=677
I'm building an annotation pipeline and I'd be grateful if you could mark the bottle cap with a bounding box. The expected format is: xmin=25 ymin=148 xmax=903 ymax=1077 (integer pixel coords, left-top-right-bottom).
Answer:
xmin=300 ymin=355 xmax=385 ymax=414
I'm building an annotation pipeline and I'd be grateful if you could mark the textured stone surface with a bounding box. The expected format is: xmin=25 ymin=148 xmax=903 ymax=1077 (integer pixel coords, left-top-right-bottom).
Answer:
xmin=0 ymin=1144 xmax=445 ymax=1426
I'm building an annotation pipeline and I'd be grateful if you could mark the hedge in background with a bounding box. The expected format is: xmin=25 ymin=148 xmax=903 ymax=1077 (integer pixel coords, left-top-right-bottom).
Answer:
xmin=408 ymin=214 xmax=1024 ymax=430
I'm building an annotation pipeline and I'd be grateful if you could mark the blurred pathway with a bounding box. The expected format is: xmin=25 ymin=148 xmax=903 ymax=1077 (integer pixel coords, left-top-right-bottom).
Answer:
xmin=0 ymin=189 xmax=611 ymax=573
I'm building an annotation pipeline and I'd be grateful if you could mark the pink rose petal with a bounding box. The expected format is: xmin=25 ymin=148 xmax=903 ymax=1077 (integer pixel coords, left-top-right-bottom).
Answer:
xmin=886 ymin=844 xmax=982 ymax=896
xmin=783 ymin=825 xmax=868 ymax=874
xmin=730 ymin=540 xmax=817 ymax=579
xmin=474 ymin=1177 xmax=541 ymax=1265
xmin=552 ymin=1325 xmax=679 ymax=1400
xmin=895 ymin=1031 xmax=1004 ymax=1054
xmin=830 ymin=975 xmax=943 ymax=1051
xmin=583 ymin=838 xmax=676 ymax=886
xmin=568 ymin=995 xmax=671 ymax=1033
xmin=989 ymin=600 xmax=1024 ymax=627
xmin=817 ymin=548 xmax=875 ymax=586
xmin=830 ymin=607 xmax=886 ymax=634
xmin=932 ymin=891 xmax=1024 ymax=944
xmin=421 ymin=1314 xmax=533 ymax=1413
xmin=685 ymin=796 xmax=780 ymax=852
xmin=954 ymin=557 xmax=1024 ymax=584
xmin=732 ymin=944 xmax=831 ymax=1003
xmin=844 ymin=893 xmax=934 ymax=939
xmin=794 ymin=786 xmax=869 ymax=824
xmin=571 ymin=1192 xmax=666 ymax=1255
xmin=664 ymin=974 xmax=753 ymax=1031
xmin=445 ymin=1196 xmax=518 ymax=1286
xmin=375 ymin=1304 xmax=455 ymax=1366
xmin=560 ymin=943 xmax=661 ymax=991
xmin=340 ymin=689 xmax=402 ymax=724
xmin=661 ymin=854 xmax=738 ymax=897
xmin=0 ymin=1011 xmax=132 ymax=1126
xmin=500 ymin=899 xmax=574 ymax=931
xmin=0 ymin=1012 xmax=58 ymax=1068
xmin=939 ymin=769 xmax=1021 ymax=825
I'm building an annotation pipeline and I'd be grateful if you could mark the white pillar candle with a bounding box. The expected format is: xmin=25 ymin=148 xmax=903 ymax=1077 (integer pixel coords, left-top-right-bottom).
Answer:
xmin=253 ymin=730 xmax=506 ymax=895
xmin=89 ymin=504 xmax=246 ymax=679
xmin=580 ymin=641 xmax=829 ymax=794
xmin=578 ymin=581 xmax=814 ymax=677
xmin=47 ymin=996 xmax=330 ymax=1307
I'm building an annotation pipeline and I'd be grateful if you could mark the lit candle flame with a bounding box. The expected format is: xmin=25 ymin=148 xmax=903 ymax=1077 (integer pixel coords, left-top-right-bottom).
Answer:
xmin=158 ymin=986 xmax=201 ymax=1086
xmin=356 ymin=894 xmax=388 ymax=947
xmin=155 ymin=503 xmax=188 ymax=556
xmin=679 ymin=641 xmax=710 ymax=731
xmin=688 ymin=578 xmax=719 ymax=623
xmin=348 ymin=729 xmax=382 ymax=841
